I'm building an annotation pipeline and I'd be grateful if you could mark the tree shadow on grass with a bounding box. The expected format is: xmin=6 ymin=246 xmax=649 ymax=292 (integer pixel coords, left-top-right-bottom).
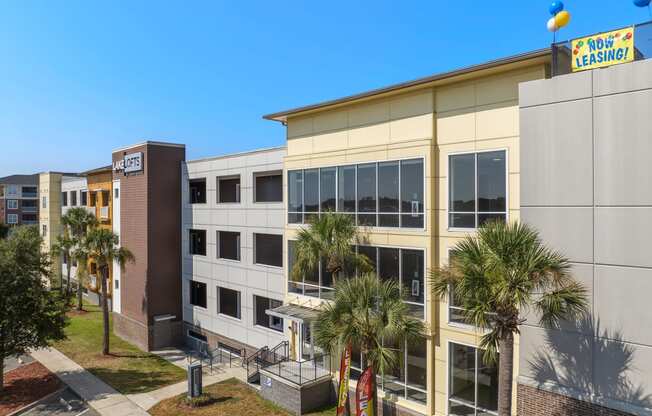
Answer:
xmin=528 ymin=315 xmax=652 ymax=413
xmin=88 ymin=367 xmax=184 ymax=394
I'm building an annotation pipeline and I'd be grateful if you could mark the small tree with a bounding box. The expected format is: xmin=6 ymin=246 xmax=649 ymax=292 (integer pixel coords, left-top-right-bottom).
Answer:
xmin=61 ymin=208 xmax=98 ymax=310
xmin=0 ymin=226 xmax=67 ymax=390
xmin=430 ymin=221 xmax=588 ymax=416
xmin=86 ymin=228 xmax=133 ymax=355
xmin=314 ymin=274 xmax=424 ymax=415
xmin=292 ymin=212 xmax=372 ymax=284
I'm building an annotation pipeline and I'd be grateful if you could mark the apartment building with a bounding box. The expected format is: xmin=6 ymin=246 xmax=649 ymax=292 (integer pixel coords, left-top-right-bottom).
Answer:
xmin=111 ymin=142 xmax=186 ymax=351
xmin=39 ymin=172 xmax=81 ymax=283
xmin=263 ymin=51 xmax=551 ymax=415
xmin=181 ymin=147 xmax=287 ymax=356
xmin=0 ymin=174 xmax=39 ymax=225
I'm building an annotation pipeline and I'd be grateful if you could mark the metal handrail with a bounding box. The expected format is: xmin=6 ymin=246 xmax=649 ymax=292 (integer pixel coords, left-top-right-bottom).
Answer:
xmin=261 ymin=353 xmax=331 ymax=385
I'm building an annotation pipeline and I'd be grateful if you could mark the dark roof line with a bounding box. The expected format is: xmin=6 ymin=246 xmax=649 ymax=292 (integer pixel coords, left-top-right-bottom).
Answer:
xmin=263 ymin=48 xmax=550 ymax=121
xmin=0 ymin=174 xmax=39 ymax=185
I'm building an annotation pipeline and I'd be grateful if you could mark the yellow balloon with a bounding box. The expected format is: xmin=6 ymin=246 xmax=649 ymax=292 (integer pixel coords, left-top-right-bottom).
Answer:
xmin=555 ymin=10 xmax=571 ymax=28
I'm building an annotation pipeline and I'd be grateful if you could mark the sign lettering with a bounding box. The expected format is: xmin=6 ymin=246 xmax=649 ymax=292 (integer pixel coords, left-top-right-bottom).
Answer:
xmin=572 ymin=27 xmax=634 ymax=72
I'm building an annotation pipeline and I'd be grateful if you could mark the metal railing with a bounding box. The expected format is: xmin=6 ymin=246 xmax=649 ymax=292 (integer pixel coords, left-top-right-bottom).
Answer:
xmin=262 ymin=353 xmax=331 ymax=385
xmin=552 ymin=20 xmax=652 ymax=76
xmin=186 ymin=343 xmax=244 ymax=374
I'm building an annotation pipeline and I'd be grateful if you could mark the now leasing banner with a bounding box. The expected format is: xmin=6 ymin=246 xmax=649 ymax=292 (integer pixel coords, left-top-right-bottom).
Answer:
xmin=336 ymin=345 xmax=352 ymax=416
xmin=356 ymin=367 xmax=375 ymax=416
xmin=572 ymin=27 xmax=634 ymax=72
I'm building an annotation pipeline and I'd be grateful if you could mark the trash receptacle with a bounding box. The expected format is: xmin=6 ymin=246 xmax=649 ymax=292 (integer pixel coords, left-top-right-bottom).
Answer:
xmin=188 ymin=361 xmax=202 ymax=398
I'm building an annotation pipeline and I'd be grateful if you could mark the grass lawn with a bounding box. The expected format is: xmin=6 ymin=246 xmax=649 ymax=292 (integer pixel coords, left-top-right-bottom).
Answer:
xmin=149 ymin=378 xmax=336 ymax=416
xmin=53 ymin=303 xmax=186 ymax=394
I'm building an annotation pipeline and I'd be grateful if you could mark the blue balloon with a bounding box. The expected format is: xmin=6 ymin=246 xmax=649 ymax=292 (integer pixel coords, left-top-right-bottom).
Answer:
xmin=549 ymin=1 xmax=564 ymax=15
xmin=633 ymin=0 xmax=651 ymax=7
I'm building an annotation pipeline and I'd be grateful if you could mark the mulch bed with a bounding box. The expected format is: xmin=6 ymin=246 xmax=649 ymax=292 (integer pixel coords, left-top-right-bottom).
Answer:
xmin=0 ymin=362 xmax=62 ymax=416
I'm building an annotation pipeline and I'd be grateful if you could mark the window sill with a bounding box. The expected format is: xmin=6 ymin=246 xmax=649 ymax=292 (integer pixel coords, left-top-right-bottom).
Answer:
xmin=217 ymin=313 xmax=242 ymax=322
xmin=253 ymin=262 xmax=283 ymax=270
xmin=217 ymin=257 xmax=241 ymax=263
xmin=254 ymin=324 xmax=284 ymax=334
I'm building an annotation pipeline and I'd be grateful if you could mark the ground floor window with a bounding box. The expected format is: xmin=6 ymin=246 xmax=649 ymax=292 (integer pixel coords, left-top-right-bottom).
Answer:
xmin=217 ymin=286 xmax=241 ymax=319
xmin=253 ymin=295 xmax=283 ymax=332
xmin=349 ymin=338 xmax=427 ymax=405
xmin=188 ymin=330 xmax=207 ymax=343
xmin=449 ymin=342 xmax=499 ymax=416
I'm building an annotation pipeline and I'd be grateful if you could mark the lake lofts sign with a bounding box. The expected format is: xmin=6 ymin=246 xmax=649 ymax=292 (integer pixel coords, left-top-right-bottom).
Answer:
xmin=113 ymin=152 xmax=144 ymax=174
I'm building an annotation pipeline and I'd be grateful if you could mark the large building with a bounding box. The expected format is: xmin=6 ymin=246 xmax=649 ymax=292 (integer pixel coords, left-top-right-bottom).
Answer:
xmin=0 ymin=174 xmax=39 ymax=226
xmin=181 ymin=147 xmax=287 ymax=356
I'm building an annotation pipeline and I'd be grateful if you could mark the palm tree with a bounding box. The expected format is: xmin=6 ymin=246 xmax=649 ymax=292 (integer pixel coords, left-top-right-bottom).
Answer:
xmin=429 ymin=221 xmax=588 ymax=416
xmin=314 ymin=274 xmax=425 ymax=415
xmin=292 ymin=212 xmax=372 ymax=284
xmin=61 ymin=208 xmax=98 ymax=310
xmin=86 ymin=228 xmax=134 ymax=355
xmin=51 ymin=231 xmax=75 ymax=295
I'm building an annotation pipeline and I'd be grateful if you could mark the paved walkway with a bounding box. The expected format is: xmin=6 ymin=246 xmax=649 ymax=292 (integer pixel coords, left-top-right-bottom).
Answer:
xmin=31 ymin=348 xmax=149 ymax=416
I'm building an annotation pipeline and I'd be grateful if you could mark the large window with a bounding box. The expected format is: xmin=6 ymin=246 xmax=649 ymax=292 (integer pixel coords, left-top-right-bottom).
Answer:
xmin=189 ymin=281 xmax=207 ymax=308
xmin=217 ymin=287 xmax=241 ymax=319
xmin=254 ymin=233 xmax=282 ymax=267
xmin=254 ymin=171 xmax=282 ymax=203
xmin=80 ymin=191 xmax=88 ymax=206
xmin=288 ymin=158 xmax=424 ymax=228
xmin=449 ymin=151 xmax=506 ymax=229
xmin=288 ymin=242 xmax=425 ymax=318
xmin=189 ymin=178 xmax=206 ymax=204
xmin=349 ymin=338 xmax=427 ymax=405
xmin=70 ymin=190 xmax=77 ymax=206
xmin=254 ymin=295 xmax=283 ymax=332
xmin=217 ymin=231 xmax=240 ymax=261
xmin=218 ymin=176 xmax=240 ymax=203
xmin=449 ymin=343 xmax=499 ymax=416
xmin=189 ymin=229 xmax=206 ymax=256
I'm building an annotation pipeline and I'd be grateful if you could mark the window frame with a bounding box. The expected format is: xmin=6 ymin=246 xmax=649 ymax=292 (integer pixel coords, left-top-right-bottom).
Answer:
xmin=217 ymin=286 xmax=241 ymax=320
xmin=446 ymin=341 xmax=499 ymax=416
xmin=70 ymin=190 xmax=78 ymax=206
xmin=447 ymin=149 xmax=509 ymax=231
xmin=80 ymin=190 xmax=88 ymax=206
xmin=7 ymin=200 xmax=18 ymax=210
xmin=253 ymin=233 xmax=283 ymax=268
xmin=217 ymin=175 xmax=241 ymax=204
xmin=188 ymin=177 xmax=207 ymax=204
xmin=253 ymin=295 xmax=284 ymax=332
xmin=287 ymin=240 xmax=426 ymax=320
xmin=217 ymin=231 xmax=241 ymax=262
xmin=6 ymin=214 xmax=17 ymax=224
xmin=253 ymin=170 xmax=283 ymax=203
xmin=189 ymin=280 xmax=207 ymax=309
xmin=189 ymin=229 xmax=207 ymax=256
xmin=287 ymin=156 xmax=426 ymax=230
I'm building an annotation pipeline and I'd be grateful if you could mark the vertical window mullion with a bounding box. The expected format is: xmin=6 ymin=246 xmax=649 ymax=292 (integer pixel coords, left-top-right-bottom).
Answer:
xmin=404 ymin=339 xmax=408 ymax=399
xmin=398 ymin=160 xmax=402 ymax=227
xmin=302 ymin=169 xmax=305 ymax=223
xmin=354 ymin=164 xmax=358 ymax=226
xmin=375 ymin=162 xmax=379 ymax=226
xmin=474 ymin=153 xmax=479 ymax=229
xmin=475 ymin=347 xmax=479 ymax=415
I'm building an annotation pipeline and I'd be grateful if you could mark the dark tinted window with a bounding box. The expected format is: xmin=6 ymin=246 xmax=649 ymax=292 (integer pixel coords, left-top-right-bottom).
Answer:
xmin=304 ymin=169 xmax=319 ymax=214
xmin=62 ymin=192 xmax=68 ymax=207
xmin=320 ymin=167 xmax=336 ymax=212
xmin=400 ymin=159 xmax=424 ymax=228
xmin=188 ymin=330 xmax=207 ymax=342
xmin=357 ymin=163 xmax=376 ymax=226
xmin=189 ymin=229 xmax=206 ymax=255
xmin=218 ymin=287 xmax=240 ymax=319
xmin=402 ymin=249 xmax=424 ymax=304
xmin=254 ymin=172 xmax=282 ymax=202
xmin=477 ymin=151 xmax=506 ymax=213
xmin=254 ymin=295 xmax=283 ymax=332
xmin=190 ymin=281 xmax=207 ymax=308
xmin=189 ymin=178 xmax=206 ymax=204
xmin=337 ymin=165 xmax=356 ymax=213
xmin=288 ymin=170 xmax=303 ymax=223
xmin=255 ymin=233 xmax=282 ymax=267
xmin=378 ymin=247 xmax=399 ymax=282
xmin=378 ymin=161 xmax=399 ymax=227
xmin=218 ymin=176 xmax=240 ymax=203
xmin=218 ymin=231 xmax=240 ymax=261
xmin=80 ymin=191 xmax=88 ymax=206
xmin=70 ymin=191 xmax=77 ymax=206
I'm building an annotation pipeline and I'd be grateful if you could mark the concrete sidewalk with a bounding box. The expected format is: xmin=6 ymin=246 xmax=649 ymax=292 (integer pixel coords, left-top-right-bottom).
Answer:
xmin=31 ymin=348 xmax=149 ymax=416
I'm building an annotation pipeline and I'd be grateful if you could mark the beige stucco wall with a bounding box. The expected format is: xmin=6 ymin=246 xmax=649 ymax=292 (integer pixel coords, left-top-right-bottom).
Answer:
xmin=283 ymin=63 xmax=546 ymax=416
xmin=39 ymin=173 xmax=63 ymax=282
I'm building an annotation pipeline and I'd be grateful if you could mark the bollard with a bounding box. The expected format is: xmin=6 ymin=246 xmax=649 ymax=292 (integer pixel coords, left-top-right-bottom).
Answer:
xmin=187 ymin=361 xmax=202 ymax=398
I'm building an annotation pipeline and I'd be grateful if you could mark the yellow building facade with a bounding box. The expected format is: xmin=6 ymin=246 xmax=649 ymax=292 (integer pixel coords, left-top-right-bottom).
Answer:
xmin=85 ymin=166 xmax=114 ymax=296
xmin=267 ymin=52 xmax=549 ymax=415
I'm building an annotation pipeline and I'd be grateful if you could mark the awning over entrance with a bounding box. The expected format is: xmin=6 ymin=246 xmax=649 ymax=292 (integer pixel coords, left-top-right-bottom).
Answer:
xmin=266 ymin=304 xmax=319 ymax=324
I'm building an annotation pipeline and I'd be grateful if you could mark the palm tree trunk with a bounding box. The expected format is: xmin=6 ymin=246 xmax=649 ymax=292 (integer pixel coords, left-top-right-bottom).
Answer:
xmin=497 ymin=332 xmax=515 ymax=416
xmin=77 ymin=281 xmax=83 ymax=311
xmin=101 ymin=266 xmax=110 ymax=355
xmin=65 ymin=254 xmax=71 ymax=298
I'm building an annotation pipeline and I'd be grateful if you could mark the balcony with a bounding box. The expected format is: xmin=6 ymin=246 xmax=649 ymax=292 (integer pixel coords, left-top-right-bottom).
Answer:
xmin=22 ymin=206 xmax=37 ymax=213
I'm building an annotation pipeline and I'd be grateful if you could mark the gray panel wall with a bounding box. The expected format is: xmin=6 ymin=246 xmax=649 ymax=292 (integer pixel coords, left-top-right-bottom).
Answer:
xmin=519 ymin=59 xmax=652 ymax=416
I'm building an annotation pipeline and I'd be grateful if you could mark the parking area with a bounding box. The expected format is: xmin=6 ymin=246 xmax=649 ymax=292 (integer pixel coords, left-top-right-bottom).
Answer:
xmin=21 ymin=387 xmax=99 ymax=416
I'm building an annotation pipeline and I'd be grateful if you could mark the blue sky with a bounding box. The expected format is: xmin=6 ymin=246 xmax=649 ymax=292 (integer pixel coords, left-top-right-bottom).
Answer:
xmin=0 ymin=1 xmax=649 ymax=176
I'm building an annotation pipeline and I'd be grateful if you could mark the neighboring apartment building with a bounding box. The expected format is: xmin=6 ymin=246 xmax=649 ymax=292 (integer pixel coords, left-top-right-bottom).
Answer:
xmin=517 ymin=59 xmax=652 ymax=416
xmin=111 ymin=142 xmax=186 ymax=351
xmin=181 ymin=147 xmax=287 ymax=356
xmin=0 ymin=174 xmax=39 ymax=226
xmin=263 ymin=51 xmax=550 ymax=415
xmin=59 ymin=175 xmax=93 ymax=296
xmin=39 ymin=172 xmax=81 ymax=283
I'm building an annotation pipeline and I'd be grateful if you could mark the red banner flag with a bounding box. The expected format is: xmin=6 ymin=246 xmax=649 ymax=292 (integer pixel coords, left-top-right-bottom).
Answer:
xmin=356 ymin=367 xmax=375 ymax=416
xmin=336 ymin=345 xmax=352 ymax=416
